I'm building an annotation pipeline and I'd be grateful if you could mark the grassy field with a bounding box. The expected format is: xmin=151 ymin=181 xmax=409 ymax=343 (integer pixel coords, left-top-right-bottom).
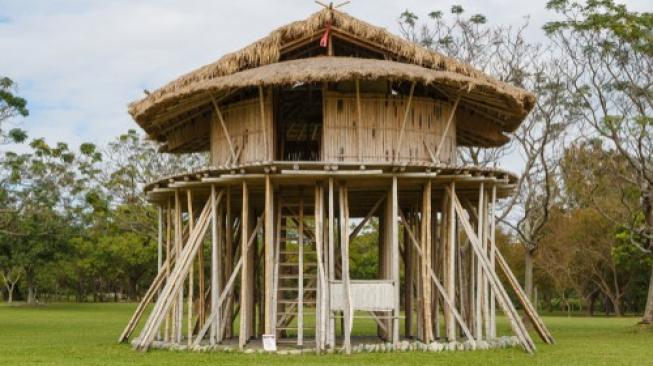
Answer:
xmin=1 ymin=302 xmax=652 ymax=365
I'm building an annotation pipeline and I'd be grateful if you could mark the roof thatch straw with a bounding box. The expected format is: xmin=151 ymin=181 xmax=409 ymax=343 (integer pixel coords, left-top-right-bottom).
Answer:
xmin=129 ymin=8 xmax=535 ymax=139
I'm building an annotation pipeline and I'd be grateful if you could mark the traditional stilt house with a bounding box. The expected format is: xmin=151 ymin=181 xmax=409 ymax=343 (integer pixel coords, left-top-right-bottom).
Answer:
xmin=119 ymin=5 xmax=554 ymax=354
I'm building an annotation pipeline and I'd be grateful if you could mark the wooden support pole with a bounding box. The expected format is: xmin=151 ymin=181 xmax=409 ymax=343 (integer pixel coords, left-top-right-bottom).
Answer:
xmin=339 ymin=183 xmax=352 ymax=354
xmin=390 ymin=176 xmax=400 ymax=345
xmin=136 ymin=193 xmax=221 ymax=351
xmin=482 ymin=187 xmax=491 ymax=338
xmin=156 ymin=205 xmax=163 ymax=341
xmin=450 ymin=191 xmax=536 ymax=354
xmin=187 ymin=190 xmax=195 ymax=346
xmin=326 ymin=178 xmax=336 ymax=348
xmin=489 ymin=184 xmax=497 ymax=338
xmin=225 ymin=187 xmax=233 ymax=340
xmin=239 ymin=181 xmax=249 ymax=350
xmin=193 ymin=218 xmax=263 ymax=347
xmin=395 ymin=82 xmax=416 ymax=161
xmin=264 ymin=175 xmax=274 ymax=335
xmin=404 ymin=218 xmax=413 ymax=338
xmin=399 ymin=209 xmax=476 ymax=346
xmin=210 ymin=185 xmax=220 ymax=345
xmin=475 ymin=183 xmax=484 ymax=340
xmin=421 ymin=180 xmax=433 ymax=343
xmin=298 ymin=195 xmax=305 ymax=347
xmin=165 ymin=198 xmax=172 ymax=341
xmin=446 ymin=182 xmax=456 ymax=341
xmin=175 ymin=189 xmax=183 ymax=344
xmin=314 ymin=183 xmax=327 ymax=351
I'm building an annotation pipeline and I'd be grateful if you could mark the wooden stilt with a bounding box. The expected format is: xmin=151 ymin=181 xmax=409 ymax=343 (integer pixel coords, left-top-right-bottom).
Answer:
xmin=450 ymin=191 xmax=535 ymax=354
xmin=327 ymin=178 xmax=335 ymax=348
xmin=210 ymin=185 xmax=220 ymax=345
xmin=390 ymin=176 xmax=400 ymax=345
xmin=239 ymin=181 xmax=249 ymax=350
xmin=225 ymin=187 xmax=233 ymax=340
xmin=421 ymin=180 xmax=433 ymax=342
xmin=165 ymin=198 xmax=172 ymax=342
xmin=264 ymin=175 xmax=274 ymax=335
xmin=446 ymin=183 xmax=456 ymax=341
xmin=475 ymin=183 xmax=484 ymax=340
xmin=489 ymin=184 xmax=497 ymax=339
xmin=298 ymin=195 xmax=305 ymax=347
xmin=339 ymin=183 xmax=352 ymax=354
xmin=404 ymin=218 xmax=413 ymax=338
xmin=175 ymin=189 xmax=183 ymax=344
xmin=315 ymin=183 xmax=327 ymax=352
xmin=187 ymin=190 xmax=194 ymax=346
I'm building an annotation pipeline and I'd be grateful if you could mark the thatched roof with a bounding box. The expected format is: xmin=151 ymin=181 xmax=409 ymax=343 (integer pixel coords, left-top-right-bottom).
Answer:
xmin=129 ymin=8 xmax=535 ymax=144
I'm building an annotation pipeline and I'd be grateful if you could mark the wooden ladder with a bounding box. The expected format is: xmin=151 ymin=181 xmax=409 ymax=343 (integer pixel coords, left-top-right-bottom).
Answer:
xmin=274 ymin=197 xmax=318 ymax=347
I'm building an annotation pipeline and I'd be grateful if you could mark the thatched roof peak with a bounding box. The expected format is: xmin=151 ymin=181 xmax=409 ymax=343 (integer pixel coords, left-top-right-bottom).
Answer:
xmin=129 ymin=7 xmax=535 ymax=146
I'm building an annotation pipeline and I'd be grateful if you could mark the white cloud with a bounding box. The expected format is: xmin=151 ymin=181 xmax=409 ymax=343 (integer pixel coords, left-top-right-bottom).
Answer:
xmin=0 ymin=0 xmax=649 ymax=166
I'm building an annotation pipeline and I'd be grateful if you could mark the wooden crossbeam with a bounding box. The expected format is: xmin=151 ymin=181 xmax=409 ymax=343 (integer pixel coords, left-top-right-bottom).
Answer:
xmin=394 ymin=82 xmax=417 ymax=161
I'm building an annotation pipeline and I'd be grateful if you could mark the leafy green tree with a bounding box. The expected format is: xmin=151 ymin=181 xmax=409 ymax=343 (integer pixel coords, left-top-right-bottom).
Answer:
xmin=545 ymin=0 xmax=653 ymax=323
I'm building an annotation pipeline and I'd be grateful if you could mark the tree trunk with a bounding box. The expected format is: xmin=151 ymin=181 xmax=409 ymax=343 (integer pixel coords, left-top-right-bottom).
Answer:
xmin=26 ymin=271 xmax=36 ymax=305
xmin=7 ymin=286 xmax=14 ymax=303
xmin=641 ymin=267 xmax=653 ymax=324
xmin=524 ymin=248 xmax=534 ymax=301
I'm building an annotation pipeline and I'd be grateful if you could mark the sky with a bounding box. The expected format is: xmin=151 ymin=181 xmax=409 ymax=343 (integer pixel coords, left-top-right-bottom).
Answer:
xmin=0 ymin=0 xmax=650 ymax=160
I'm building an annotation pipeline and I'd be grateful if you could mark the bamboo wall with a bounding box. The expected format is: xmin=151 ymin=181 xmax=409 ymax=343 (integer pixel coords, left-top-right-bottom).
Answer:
xmin=210 ymin=96 xmax=273 ymax=165
xmin=323 ymin=92 xmax=457 ymax=163
xmin=209 ymin=92 xmax=457 ymax=165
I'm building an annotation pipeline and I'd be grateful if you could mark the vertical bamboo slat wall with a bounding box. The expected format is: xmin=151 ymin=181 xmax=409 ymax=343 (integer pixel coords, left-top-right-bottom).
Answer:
xmin=323 ymin=92 xmax=457 ymax=164
xmin=210 ymin=96 xmax=273 ymax=165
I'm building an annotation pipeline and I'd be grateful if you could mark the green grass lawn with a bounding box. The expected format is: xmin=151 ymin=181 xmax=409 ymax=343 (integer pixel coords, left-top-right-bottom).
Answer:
xmin=1 ymin=302 xmax=652 ymax=365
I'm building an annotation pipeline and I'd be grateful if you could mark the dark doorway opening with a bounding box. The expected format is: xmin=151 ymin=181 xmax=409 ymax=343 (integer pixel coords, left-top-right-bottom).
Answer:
xmin=275 ymin=85 xmax=323 ymax=161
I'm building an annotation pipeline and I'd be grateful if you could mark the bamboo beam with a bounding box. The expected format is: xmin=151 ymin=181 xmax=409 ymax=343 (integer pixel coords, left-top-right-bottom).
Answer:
xmin=259 ymin=86 xmax=268 ymax=159
xmin=187 ymin=190 xmax=194 ymax=347
xmin=264 ymin=175 xmax=274 ymax=335
xmin=136 ymin=192 xmax=221 ymax=351
xmin=175 ymin=190 xmax=183 ymax=343
xmin=327 ymin=178 xmax=336 ymax=348
xmin=446 ymin=182 xmax=456 ymax=341
xmin=210 ymin=185 xmax=220 ymax=344
xmin=390 ymin=176 xmax=400 ymax=345
xmin=399 ymin=209 xmax=476 ymax=346
xmin=193 ymin=218 xmax=262 ymax=347
xmin=394 ymin=82 xmax=417 ymax=161
xmin=339 ymin=183 xmax=352 ymax=354
xmin=435 ymin=96 xmax=461 ymax=162
xmin=314 ymin=184 xmax=327 ymax=351
xmin=355 ymin=80 xmax=363 ymax=162
xmin=349 ymin=194 xmax=384 ymax=241
xmin=495 ymin=241 xmax=555 ymax=344
xmin=297 ymin=195 xmax=305 ymax=347
xmin=450 ymin=191 xmax=536 ymax=354
xmin=489 ymin=184 xmax=497 ymax=338
xmin=421 ymin=181 xmax=433 ymax=343
xmin=210 ymin=94 xmax=237 ymax=162
xmin=239 ymin=181 xmax=250 ymax=350
xmin=165 ymin=199 xmax=172 ymax=341
xmin=224 ymin=187 xmax=233 ymax=340
xmin=475 ymin=183 xmax=484 ymax=340
xmin=156 ymin=205 xmax=163 ymax=341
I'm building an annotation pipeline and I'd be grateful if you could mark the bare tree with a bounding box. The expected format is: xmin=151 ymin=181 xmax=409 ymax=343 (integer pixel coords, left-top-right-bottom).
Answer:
xmin=399 ymin=5 xmax=572 ymax=299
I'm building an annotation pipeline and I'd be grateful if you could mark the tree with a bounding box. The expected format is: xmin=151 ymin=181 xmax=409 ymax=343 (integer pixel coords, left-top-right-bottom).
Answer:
xmin=544 ymin=0 xmax=653 ymax=323
xmin=399 ymin=5 xmax=572 ymax=300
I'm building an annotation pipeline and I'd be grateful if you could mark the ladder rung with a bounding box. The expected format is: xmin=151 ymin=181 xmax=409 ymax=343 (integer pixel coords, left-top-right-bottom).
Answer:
xmin=279 ymin=274 xmax=316 ymax=279
xmin=278 ymin=287 xmax=317 ymax=291
xmin=278 ymin=300 xmax=317 ymax=304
